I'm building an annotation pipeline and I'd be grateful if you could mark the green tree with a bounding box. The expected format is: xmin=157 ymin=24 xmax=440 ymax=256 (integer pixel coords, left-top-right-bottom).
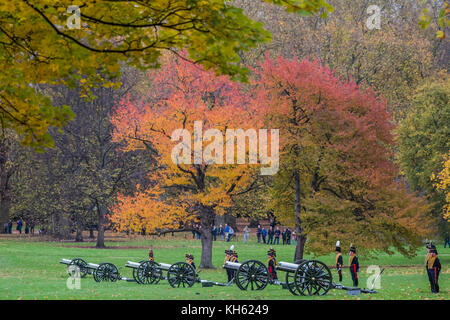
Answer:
xmin=0 ymin=0 xmax=331 ymax=150
xmin=396 ymin=77 xmax=450 ymax=212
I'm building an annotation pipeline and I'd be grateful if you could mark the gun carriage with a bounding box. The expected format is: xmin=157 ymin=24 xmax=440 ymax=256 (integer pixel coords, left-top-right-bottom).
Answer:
xmin=60 ymin=256 xmax=381 ymax=296
xmin=223 ymin=259 xmax=333 ymax=296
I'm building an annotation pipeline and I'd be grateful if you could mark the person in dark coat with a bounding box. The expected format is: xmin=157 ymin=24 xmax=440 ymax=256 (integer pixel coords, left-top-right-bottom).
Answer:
xmin=335 ymin=241 xmax=343 ymax=283
xmin=211 ymin=225 xmax=217 ymax=241
xmin=16 ymin=220 xmax=23 ymax=234
xmin=286 ymin=228 xmax=291 ymax=245
xmin=261 ymin=227 xmax=267 ymax=244
xmin=282 ymin=229 xmax=287 ymax=245
xmin=427 ymin=245 xmax=441 ymax=294
xmin=8 ymin=220 xmax=12 ymax=234
xmin=349 ymin=244 xmax=359 ymax=287
xmin=267 ymin=227 xmax=274 ymax=245
xmin=274 ymin=227 xmax=281 ymax=245
xmin=256 ymin=225 xmax=262 ymax=244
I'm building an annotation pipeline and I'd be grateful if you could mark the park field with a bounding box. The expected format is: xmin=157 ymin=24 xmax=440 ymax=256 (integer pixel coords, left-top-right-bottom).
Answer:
xmin=0 ymin=235 xmax=448 ymax=300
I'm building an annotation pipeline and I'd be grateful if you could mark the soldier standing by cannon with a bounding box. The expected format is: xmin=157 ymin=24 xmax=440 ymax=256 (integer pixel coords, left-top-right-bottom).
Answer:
xmin=186 ymin=254 xmax=196 ymax=269
xmin=425 ymin=241 xmax=432 ymax=286
xmin=149 ymin=249 xmax=155 ymax=261
xmin=224 ymin=249 xmax=233 ymax=282
xmin=335 ymin=241 xmax=343 ymax=283
xmin=349 ymin=244 xmax=359 ymax=287
xmin=427 ymin=245 xmax=441 ymax=294
xmin=267 ymin=248 xmax=278 ymax=282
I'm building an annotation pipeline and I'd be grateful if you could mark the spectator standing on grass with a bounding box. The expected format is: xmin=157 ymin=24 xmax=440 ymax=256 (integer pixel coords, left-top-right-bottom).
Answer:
xmin=196 ymin=225 xmax=201 ymax=240
xmin=8 ymin=220 xmax=12 ymax=234
xmin=292 ymin=230 xmax=296 ymax=245
xmin=282 ymin=229 xmax=287 ymax=245
xmin=16 ymin=219 xmax=22 ymax=234
xmin=227 ymin=226 xmax=234 ymax=242
xmin=274 ymin=227 xmax=281 ymax=245
xmin=286 ymin=228 xmax=291 ymax=245
xmin=261 ymin=227 xmax=267 ymax=244
xmin=212 ymin=225 xmax=217 ymax=241
xmin=256 ymin=225 xmax=262 ymax=243
xmin=25 ymin=224 xmax=29 ymax=234
xmin=3 ymin=222 xmax=7 ymax=234
xmin=224 ymin=224 xmax=230 ymax=242
xmin=267 ymin=226 xmax=274 ymax=245
xmin=218 ymin=224 xmax=224 ymax=241
xmin=444 ymin=235 xmax=450 ymax=248
xmin=243 ymin=226 xmax=250 ymax=244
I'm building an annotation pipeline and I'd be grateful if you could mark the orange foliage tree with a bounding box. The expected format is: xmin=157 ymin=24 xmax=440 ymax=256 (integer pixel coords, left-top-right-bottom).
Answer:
xmin=253 ymin=56 xmax=430 ymax=259
xmin=111 ymin=55 xmax=266 ymax=268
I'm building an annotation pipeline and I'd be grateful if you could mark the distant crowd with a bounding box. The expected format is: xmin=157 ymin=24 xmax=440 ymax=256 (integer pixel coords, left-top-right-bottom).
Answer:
xmin=190 ymin=223 xmax=297 ymax=245
xmin=2 ymin=219 xmax=36 ymax=235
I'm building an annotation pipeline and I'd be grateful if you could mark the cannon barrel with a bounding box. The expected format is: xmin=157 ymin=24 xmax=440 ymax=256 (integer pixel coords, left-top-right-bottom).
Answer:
xmin=222 ymin=261 xmax=241 ymax=271
xmin=86 ymin=263 xmax=100 ymax=269
xmin=276 ymin=261 xmax=299 ymax=273
xmin=60 ymin=258 xmax=73 ymax=265
xmin=125 ymin=261 xmax=141 ymax=269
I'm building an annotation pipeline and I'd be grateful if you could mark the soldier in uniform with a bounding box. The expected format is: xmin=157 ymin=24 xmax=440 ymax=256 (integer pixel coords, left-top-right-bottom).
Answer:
xmin=224 ymin=249 xmax=233 ymax=282
xmin=335 ymin=241 xmax=343 ymax=283
xmin=267 ymin=248 xmax=278 ymax=282
xmin=149 ymin=249 xmax=155 ymax=261
xmin=425 ymin=242 xmax=432 ymax=285
xmin=427 ymin=245 xmax=441 ymax=294
xmin=229 ymin=247 xmax=239 ymax=281
xmin=185 ymin=254 xmax=196 ymax=269
xmin=349 ymin=244 xmax=359 ymax=287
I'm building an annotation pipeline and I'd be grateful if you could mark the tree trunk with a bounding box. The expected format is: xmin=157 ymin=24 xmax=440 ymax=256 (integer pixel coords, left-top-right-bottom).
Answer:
xmin=199 ymin=205 xmax=215 ymax=268
xmin=293 ymin=170 xmax=307 ymax=262
xmin=75 ymin=215 xmax=83 ymax=242
xmin=0 ymin=197 xmax=10 ymax=234
xmin=96 ymin=203 xmax=106 ymax=248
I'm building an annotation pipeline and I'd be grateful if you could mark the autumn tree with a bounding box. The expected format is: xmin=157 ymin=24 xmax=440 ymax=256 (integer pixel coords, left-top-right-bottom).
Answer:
xmin=235 ymin=0 xmax=446 ymax=121
xmin=0 ymin=0 xmax=333 ymax=150
xmin=254 ymin=56 xmax=430 ymax=260
xmin=111 ymin=54 xmax=270 ymax=267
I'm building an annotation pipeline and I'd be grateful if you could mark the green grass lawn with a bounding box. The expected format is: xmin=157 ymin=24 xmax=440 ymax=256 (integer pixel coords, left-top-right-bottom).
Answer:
xmin=0 ymin=237 xmax=448 ymax=300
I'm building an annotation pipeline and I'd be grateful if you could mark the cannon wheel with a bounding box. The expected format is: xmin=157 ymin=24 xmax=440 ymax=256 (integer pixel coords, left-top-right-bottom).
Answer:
xmin=285 ymin=271 xmax=300 ymax=295
xmin=294 ymin=260 xmax=332 ymax=296
xmin=235 ymin=260 xmax=269 ymax=291
xmin=93 ymin=263 xmax=120 ymax=282
xmin=132 ymin=260 xmax=147 ymax=282
xmin=68 ymin=258 xmax=88 ymax=278
xmin=167 ymin=262 xmax=196 ymax=288
xmin=136 ymin=261 xmax=162 ymax=285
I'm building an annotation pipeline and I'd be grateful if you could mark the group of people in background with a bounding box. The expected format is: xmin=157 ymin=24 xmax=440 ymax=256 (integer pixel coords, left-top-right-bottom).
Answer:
xmin=2 ymin=219 xmax=35 ymax=235
xmin=256 ymin=225 xmax=294 ymax=245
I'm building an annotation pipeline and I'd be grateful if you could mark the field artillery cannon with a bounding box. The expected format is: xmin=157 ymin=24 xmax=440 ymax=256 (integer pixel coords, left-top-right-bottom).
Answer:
xmin=276 ymin=260 xmax=333 ymax=296
xmin=60 ymin=258 xmax=126 ymax=283
xmin=223 ymin=260 xmax=272 ymax=291
xmin=223 ymin=259 xmax=333 ymax=296
xmin=126 ymin=260 xmax=230 ymax=288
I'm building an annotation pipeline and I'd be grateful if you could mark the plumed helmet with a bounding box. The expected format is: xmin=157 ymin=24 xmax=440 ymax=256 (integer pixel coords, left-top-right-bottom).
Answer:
xmin=335 ymin=240 xmax=341 ymax=252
